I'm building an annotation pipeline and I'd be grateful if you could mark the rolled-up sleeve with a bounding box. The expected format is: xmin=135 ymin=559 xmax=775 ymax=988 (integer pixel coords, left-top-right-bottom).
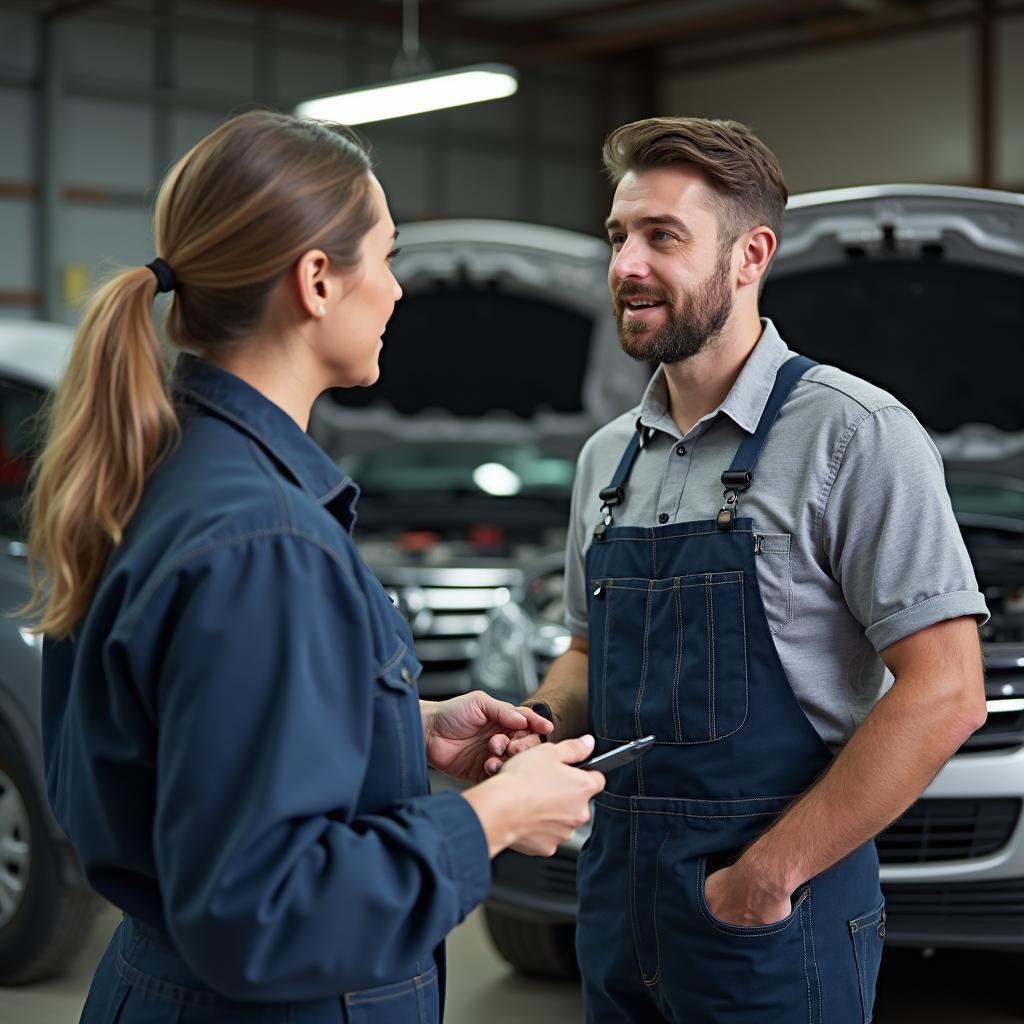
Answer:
xmin=128 ymin=531 xmax=489 ymax=1001
xmin=820 ymin=405 xmax=989 ymax=654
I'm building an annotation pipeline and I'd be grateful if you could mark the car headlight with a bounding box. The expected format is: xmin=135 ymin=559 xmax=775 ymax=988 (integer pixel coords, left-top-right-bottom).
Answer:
xmin=471 ymin=602 xmax=537 ymax=702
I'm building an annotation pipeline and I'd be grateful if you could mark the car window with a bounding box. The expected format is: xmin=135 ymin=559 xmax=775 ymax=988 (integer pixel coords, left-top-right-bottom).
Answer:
xmin=0 ymin=378 xmax=47 ymax=541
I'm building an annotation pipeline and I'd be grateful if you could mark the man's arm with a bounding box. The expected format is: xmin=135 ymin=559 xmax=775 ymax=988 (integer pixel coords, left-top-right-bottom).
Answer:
xmin=706 ymin=615 xmax=987 ymax=926
xmin=528 ymin=635 xmax=591 ymax=742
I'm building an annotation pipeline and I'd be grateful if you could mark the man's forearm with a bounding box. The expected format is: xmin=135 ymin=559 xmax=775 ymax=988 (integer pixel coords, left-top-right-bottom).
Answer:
xmin=529 ymin=646 xmax=590 ymax=741
xmin=744 ymin=654 xmax=986 ymax=899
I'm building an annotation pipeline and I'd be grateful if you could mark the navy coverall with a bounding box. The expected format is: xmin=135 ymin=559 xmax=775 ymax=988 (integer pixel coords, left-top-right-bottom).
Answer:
xmin=41 ymin=356 xmax=491 ymax=1023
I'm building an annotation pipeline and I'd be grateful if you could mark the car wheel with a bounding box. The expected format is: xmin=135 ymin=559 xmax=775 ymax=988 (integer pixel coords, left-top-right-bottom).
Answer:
xmin=483 ymin=906 xmax=579 ymax=979
xmin=0 ymin=726 xmax=99 ymax=984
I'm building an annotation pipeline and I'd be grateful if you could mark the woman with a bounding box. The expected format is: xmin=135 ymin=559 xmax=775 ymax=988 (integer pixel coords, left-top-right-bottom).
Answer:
xmin=27 ymin=110 xmax=604 ymax=1023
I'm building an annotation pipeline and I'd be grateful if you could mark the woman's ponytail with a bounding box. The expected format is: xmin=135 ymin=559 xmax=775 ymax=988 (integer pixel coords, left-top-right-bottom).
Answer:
xmin=25 ymin=267 xmax=180 ymax=636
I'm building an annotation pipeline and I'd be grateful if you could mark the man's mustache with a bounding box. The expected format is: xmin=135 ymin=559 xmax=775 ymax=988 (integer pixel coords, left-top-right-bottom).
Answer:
xmin=614 ymin=283 xmax=672 ymax=308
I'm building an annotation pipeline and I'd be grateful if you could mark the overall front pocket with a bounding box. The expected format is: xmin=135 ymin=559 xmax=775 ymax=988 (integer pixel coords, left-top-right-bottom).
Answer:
xmin=849 ymin=900 xmax=886 ymax=1023
xmin=685 ymin=855 xmax=820 ymax=1022
xmin=591 ymin=571 xmax=749 ymax=743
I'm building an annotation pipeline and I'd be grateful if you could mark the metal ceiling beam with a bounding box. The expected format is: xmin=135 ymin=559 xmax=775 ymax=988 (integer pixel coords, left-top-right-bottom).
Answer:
xmin=220 ymin=0 xmax=541 ymax=45
xmin=663 ymin=1 xmax=1024 ymax=76
xmin=506 ymin=0 xmax=843 ymax=62
xmin=522 ymin=0 xmax=693 ymax=30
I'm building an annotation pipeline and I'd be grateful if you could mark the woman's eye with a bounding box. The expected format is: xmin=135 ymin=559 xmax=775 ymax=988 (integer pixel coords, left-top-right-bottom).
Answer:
xmin=387 ymin=247 xmax=401 ymax=262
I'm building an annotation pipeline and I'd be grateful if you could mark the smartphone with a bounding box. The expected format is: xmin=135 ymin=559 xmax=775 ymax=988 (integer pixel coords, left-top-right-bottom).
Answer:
xmin=576 ymin=735 xmax=656 ymax=772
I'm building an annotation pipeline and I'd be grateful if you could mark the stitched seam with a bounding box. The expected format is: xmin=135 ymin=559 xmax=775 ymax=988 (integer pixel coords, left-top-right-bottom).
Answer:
xmin=809 ymin=889 xmax=823 ymax=1024
xmin=672 ymin=585 xmax=683 ymax=742
xmin=376 ymin=643 xmax=408 ymax=678
xmin=802 ymin=898 xmax=812 ymax=1024
xmin=599 ymin=528 xmax=755 ymax=542
xmin=814 ymin=406 xmax=888 ymax=564
xmin=633 ymin=581 xmax=654 ymax=740
xmin=707 ymin=575 xmax=715 ymax=739
xmin=598 ymin=791 xmax=799 ymax=804
xmin=594 ymin=802 xmax=791 ymax=818
xmin=629 ymin=815 xmax=644 ymax=980
xmin=645 ymin=829 xmax=672 ymax=986
xmin=602 ymin=584 xmax=612 ymax=736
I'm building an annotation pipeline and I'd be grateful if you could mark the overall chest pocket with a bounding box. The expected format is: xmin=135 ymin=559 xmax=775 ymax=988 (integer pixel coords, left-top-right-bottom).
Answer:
xmin=589 ymin=571 xmax=749 ymax=744
xmin=369 ymin=643 xmax=425 ymax=801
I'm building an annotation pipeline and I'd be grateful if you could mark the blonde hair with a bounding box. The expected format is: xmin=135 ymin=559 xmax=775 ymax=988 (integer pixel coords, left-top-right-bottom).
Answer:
xmin=25 ymin=111 xmax=376 ymax=636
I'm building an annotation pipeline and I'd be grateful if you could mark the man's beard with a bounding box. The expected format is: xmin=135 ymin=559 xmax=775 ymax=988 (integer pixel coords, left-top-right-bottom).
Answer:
xmin=614 ymin=248 xmax=733 ymax=365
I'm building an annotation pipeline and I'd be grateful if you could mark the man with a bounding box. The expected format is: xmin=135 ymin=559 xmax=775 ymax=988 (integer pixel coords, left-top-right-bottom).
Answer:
xmin=487 ymin=118 xmax=988 ymax=1022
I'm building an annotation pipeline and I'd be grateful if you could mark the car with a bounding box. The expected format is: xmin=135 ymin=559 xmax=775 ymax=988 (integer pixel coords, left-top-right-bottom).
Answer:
xmin=467 ymin=184 xmax=1024 ymax=977
xmin=0 ymin=319 xmax=103 ymax=984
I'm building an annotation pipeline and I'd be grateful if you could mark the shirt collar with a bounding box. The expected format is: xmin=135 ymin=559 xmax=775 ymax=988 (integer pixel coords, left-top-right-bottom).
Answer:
xmin=636 ymin=318 xmax=792 ymax=439
xmin=172 ymin=354 xmax=359 ymax=528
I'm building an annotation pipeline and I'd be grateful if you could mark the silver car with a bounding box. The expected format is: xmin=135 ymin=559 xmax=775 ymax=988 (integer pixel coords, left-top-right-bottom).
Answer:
xmin=0 ymin=320 xmax=102 ymax=983
xmin=469 ymin=185 xmax=1024 ymax=977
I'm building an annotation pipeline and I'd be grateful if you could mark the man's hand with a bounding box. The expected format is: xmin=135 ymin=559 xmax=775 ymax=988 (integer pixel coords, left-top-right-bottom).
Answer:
xmin=703 ymin=861 xmax=794 ymax=928
xmin=422 ymin=692 xmax=553 ymax=783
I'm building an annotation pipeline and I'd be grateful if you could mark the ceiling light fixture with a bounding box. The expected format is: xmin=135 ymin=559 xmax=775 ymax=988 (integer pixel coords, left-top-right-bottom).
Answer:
xmin=295 ymin=0 xmax=518 ymax=126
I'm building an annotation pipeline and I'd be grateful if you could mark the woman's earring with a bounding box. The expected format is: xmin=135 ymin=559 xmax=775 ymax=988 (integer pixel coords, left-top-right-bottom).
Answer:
xmin=316 ymin=303 xmax=326 ymax=316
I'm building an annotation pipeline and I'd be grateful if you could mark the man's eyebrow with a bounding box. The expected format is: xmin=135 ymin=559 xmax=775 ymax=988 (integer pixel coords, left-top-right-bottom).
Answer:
xmin=604 ymin=215 xmax=691 ymax=235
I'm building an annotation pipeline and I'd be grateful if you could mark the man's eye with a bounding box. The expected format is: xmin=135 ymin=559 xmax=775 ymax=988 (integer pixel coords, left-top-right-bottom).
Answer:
xmin=608 ymin=235 xmax=624 ymax=247
xmin=652 ymin=230 xmax=673 ymax=242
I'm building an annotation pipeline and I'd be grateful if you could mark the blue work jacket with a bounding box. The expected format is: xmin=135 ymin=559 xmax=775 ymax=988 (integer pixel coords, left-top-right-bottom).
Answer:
xmin=41 ymin=355 xmax=491 ymax=1016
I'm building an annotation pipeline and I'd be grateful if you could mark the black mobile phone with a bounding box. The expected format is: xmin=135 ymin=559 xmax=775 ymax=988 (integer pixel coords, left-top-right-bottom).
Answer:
xmin=576 ymin=735 xmax=656 ymax=772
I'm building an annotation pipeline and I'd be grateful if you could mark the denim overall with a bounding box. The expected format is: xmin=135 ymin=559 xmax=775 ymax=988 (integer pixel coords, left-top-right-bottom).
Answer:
xmin=575 ymin=357 xmax=886 ymax=1023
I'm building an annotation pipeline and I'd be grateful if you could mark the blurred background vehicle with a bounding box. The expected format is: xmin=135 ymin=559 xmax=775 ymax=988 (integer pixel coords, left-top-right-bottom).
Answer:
xmin=466 ymin=183 xmax=1024 ymax=978
xmin=0 ymin=320 xmax=101 ymax=985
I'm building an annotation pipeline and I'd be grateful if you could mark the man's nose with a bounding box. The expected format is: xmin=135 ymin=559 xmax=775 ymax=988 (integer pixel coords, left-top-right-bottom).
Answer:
xmin=610 ymin=238 xmax=649 ymax=282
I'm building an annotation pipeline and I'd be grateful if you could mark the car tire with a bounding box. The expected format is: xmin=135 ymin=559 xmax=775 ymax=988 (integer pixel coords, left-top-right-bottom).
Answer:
xmin=483 ymin=906 xmax=579 ymax=979
xmin=0 ymin=725 xmax=99 ymax=984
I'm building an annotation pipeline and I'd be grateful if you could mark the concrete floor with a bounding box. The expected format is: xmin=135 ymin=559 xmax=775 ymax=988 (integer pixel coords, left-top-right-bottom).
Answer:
xmin=1 ymin=902 xmax=1021 ymax=1023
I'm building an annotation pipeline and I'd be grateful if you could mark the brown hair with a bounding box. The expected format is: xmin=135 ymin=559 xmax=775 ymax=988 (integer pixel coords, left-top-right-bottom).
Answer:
xmin=602 ymin=117 xmax=788 ymax=253
xmin=25 ymin=110 xmax=377 ymax=636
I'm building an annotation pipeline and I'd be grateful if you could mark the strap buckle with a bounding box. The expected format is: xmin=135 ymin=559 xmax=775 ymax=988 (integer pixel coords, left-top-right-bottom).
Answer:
xmin=716 ymin=489 xmax=739 ymax=531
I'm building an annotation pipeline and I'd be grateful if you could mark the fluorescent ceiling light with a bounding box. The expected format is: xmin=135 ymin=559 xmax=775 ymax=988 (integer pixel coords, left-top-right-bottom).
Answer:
xmin=295 ymin=63 xmax=518 ymax=126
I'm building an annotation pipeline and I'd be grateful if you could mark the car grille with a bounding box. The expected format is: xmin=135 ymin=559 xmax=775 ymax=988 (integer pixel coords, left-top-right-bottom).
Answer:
xmin=876 ymin=798 xmax=1021 ymax=864
xmin=882 ymin=878 xmax=1024 ymax=918
xmin=378 ymin=568 xmax=521 ymax=698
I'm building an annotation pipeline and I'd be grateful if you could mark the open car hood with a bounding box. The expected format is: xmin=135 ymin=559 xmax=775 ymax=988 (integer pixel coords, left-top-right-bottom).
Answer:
xmin=763 ymin=184 xmax=1024 ymax=461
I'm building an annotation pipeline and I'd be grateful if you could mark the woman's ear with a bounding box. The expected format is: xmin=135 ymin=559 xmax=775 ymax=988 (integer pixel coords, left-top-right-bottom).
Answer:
xmin=293 ymin=249 xmax=333 ymax=318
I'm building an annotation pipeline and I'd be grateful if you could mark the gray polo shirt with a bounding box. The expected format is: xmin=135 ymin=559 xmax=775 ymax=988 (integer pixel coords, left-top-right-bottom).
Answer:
xmin=565 ymin=320 xmax=989 ymax=751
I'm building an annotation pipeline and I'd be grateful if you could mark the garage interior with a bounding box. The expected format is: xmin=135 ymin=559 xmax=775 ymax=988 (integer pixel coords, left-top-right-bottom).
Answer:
xmin=1 ymin=0 xmax=1023 ymax=1022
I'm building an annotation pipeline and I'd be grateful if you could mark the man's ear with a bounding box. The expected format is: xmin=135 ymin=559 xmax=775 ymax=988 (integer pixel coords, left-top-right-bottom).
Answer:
xmin=736 ymin=226 xmax=777 ymax=289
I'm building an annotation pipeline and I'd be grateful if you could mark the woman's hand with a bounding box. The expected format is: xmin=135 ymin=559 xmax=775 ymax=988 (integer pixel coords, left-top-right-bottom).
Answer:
xmin=422 ymin=692 xmax=553 ymax=783
xmin=461 ymin=735 xmax=606 ymax=857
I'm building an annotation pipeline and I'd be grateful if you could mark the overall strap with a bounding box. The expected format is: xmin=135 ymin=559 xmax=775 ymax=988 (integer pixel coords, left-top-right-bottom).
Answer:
xmin=717 ymin=355 xmax=817 ymax=531
xmin=593 ymin=421 xmax=647 ymax=540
